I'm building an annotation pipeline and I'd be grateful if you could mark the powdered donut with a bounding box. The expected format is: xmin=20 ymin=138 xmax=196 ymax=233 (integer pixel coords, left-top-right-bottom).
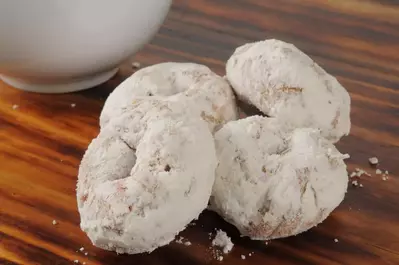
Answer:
xmin=77 ymin=99 xmax=217 ymax=254
xmin=210 ymin=116 xmax=348 ymax=240
xmin=226 ymin=39 xmax=351 ymax=142
xmin=100 ymin=62 xmax=237 ymax=132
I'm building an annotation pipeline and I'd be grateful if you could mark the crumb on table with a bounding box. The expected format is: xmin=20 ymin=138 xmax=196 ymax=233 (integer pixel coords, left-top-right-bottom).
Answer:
xmin=369 ymin=157 xmax=378 ymax=165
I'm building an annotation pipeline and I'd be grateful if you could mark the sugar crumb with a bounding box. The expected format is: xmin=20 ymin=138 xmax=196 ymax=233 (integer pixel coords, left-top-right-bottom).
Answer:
xmin=52 ymin=220 xmax=57 ymax=225
xmin=369 ymin=157 xmax=378 ymax=165
xmin=385 ymin=170 xmax=389 ymax=175
xmin=212 ymin=230 xmax=234 ymax=254
xmin=342 ymin=153 xmax=350 ymax=160
xmin=359 ymin=184 xmax=363 ymax=188
xmin=218 ymin=256 xmax=223 ymax=261
xmin=241 ymin=255 xmax=246 ymax=260
xmin=376 ymin=169 xmax=382 ymax=175
xmin=351 ymin=180 xmax=358 ymax=186
xmin=175 ymin=236 xmax=184 ymax=244
xmin=132 ymin=62 xmax=141 ymax=69
xmin=12 ymin=104 xmax=19 ymax=110
xmin=175 ymin=236 xmax=192 ymax=246
xmin=334 ymin=238 xmax=339 ymax=243
xmin=74 ymin=260 xmax=79 ymax=264
xmin=79 ymin=247 xmax=84 ymax=252
xmin=71 ymin=103 xmax=76 ymax=108
xmin=84 ymin=252 xmax=88 ymax=256
xmin=354 ymin=168 xmax=371 ymax=177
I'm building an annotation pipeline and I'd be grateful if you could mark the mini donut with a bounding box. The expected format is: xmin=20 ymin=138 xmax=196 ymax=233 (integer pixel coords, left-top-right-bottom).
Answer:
xmin=77 ymin=99 xmax=217 ymax=254
xmin=210 ymin=116 xmax=348 ymax=240
xmin=226 ymin=39 xmax=351 ymax=142
xmin=100 ymin=62 xmax=238 ymax=132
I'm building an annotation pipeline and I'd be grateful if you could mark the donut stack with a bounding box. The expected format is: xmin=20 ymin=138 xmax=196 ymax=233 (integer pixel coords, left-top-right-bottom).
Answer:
xmin=77 ymin=39 xmax=351 ymax=254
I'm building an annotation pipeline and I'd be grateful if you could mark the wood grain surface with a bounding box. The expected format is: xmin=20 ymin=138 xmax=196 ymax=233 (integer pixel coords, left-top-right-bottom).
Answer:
xmin=1 ymin=0 xmax=399 ymax=264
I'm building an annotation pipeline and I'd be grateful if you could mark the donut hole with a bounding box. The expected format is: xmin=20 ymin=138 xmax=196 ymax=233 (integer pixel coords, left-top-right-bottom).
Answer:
xmin=113 ymin=137 xmax=137 ymax=180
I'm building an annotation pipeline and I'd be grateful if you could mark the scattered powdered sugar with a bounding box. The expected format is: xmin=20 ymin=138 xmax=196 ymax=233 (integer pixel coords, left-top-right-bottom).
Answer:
xmin=350 ymin=164 xmax=392 ymax=186
xmin=212 ymin=230 xmax=234 ymax=254
xmin=209 ymin=245 xmax=224 ymax=262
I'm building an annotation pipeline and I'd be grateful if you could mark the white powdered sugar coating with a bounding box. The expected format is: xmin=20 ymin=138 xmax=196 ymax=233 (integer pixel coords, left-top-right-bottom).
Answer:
xmin=212 ymin=230 xmax=234 ymax=254
xmin=77 ymin=99 xmax=217 ymax=254
xmin=210 ymin=116 xmax=348 ymax=240
xmin=226 ymin=39 xmax=351 ymax=142
xmin=100 ymin=62 xmax=237 ymax=132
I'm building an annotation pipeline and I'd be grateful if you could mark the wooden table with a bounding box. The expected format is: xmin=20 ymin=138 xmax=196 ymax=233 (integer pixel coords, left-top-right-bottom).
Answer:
xmin=1 ymin=1 xmax=398 ymax=264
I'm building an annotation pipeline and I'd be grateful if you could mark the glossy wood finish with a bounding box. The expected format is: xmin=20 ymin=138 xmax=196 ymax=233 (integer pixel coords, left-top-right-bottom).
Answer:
xmin=1 ymin=1 xmax=398 ymax=264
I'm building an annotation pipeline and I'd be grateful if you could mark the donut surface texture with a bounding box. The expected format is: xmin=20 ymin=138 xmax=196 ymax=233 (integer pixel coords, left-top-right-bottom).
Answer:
xmin=226 ymin=39 xmax=351 ymax=142
xmin=210 ymin=116 xmax=348 ymax=240
xmin=77 ymin=99 xmax=217 ymax=254
xmin=100 ymin=62 xmax=237 ymax=132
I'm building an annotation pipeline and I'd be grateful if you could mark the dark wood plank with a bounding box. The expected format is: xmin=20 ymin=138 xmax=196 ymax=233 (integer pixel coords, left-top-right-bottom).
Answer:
xmin=1 ymin=0 xmax=398 ymax=264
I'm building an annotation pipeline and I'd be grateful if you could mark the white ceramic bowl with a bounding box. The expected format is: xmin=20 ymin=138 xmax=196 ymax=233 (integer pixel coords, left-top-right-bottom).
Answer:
xmin=0 ymin=0 xmax=172 ymax=93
